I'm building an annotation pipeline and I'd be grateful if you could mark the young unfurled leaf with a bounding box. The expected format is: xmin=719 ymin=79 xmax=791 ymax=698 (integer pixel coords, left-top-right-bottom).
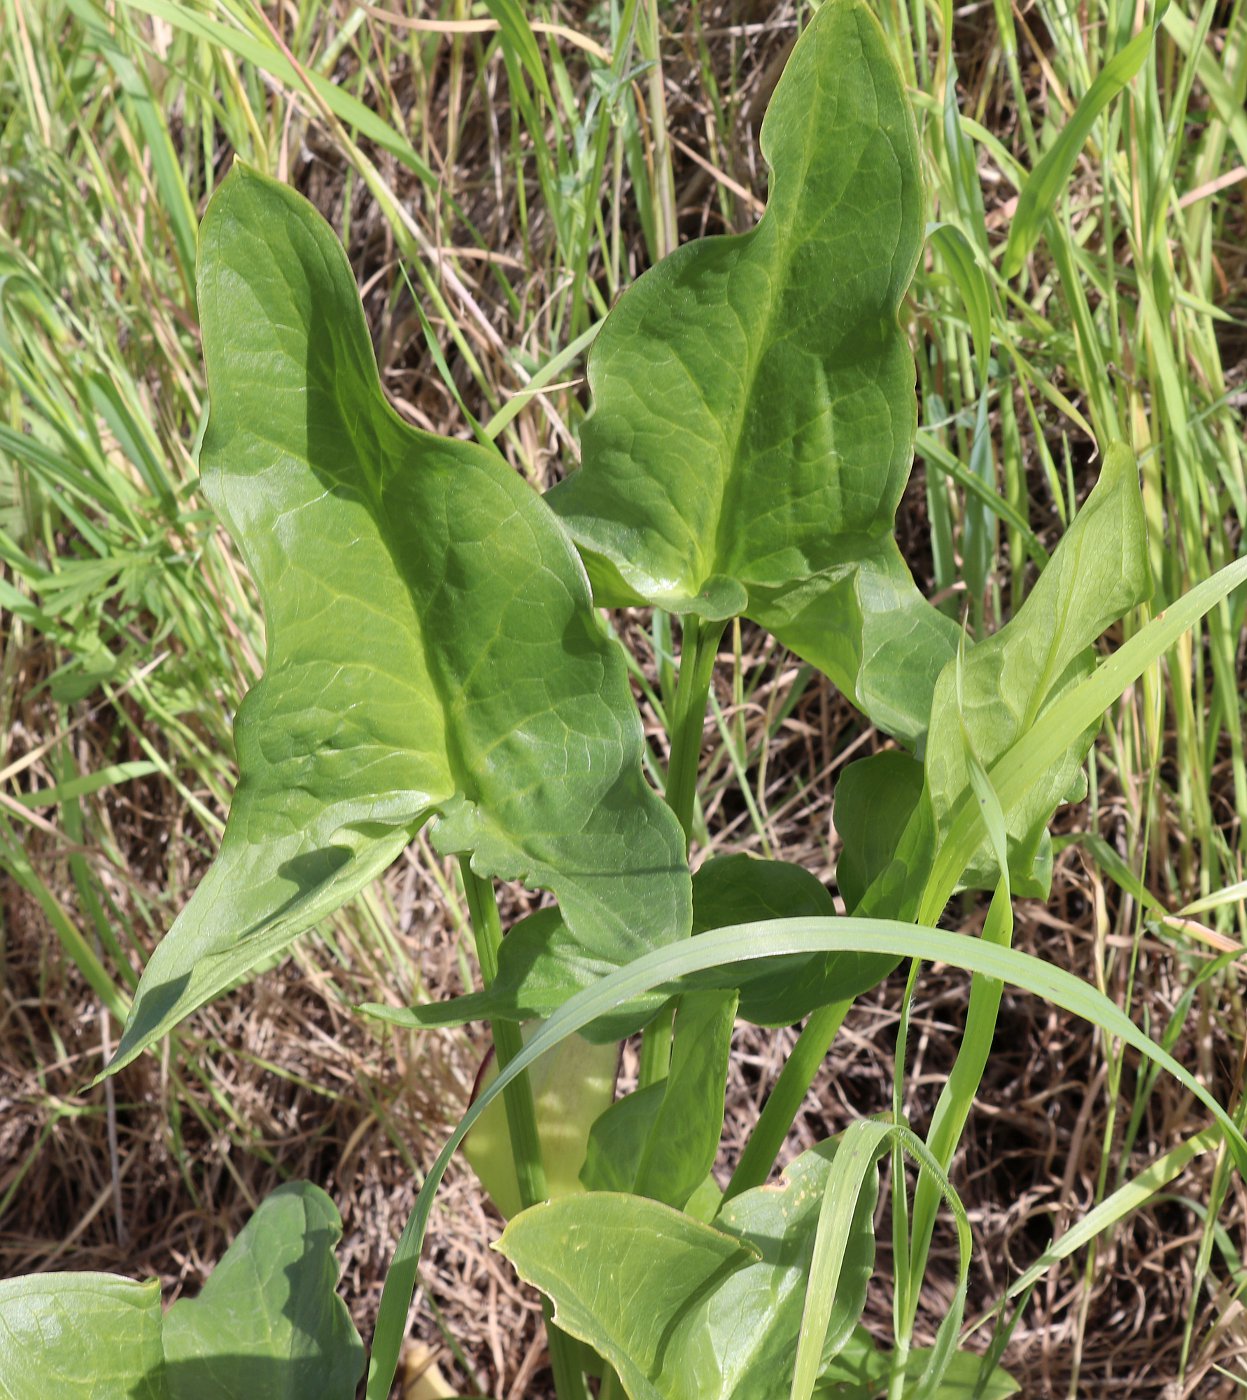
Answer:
xmin=108 ymin=166 xmax=690 ymax=1074
xmin=499 ymin=1140 xmax=877 ymax=1400
xmin=0 ymin=1183 xmax=362 ymax=1400
xmin=546 ymin=0 xmax=958 ymax=748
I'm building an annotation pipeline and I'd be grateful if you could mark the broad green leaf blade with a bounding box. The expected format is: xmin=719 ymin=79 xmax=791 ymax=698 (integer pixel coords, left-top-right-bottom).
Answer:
xmin=499 ymin=1195 xmax=753 ymax=1400
xmin=465 ymin=1030 xmax=618 ymax=1219
xmin=547 ymin=0 xmax=957 ymax=746
xmin=581 ymin=988 xmax=738 ymax=1208
xmin=750 ymin=539 xmax=960 ymax=751
xmin=109 ymin=166 xmax=690 ymax=1074
xmin=0 ymin=1274 xmax=165 ymax=1400
xmin=163 ymin=1182 xmax=363 ymax=1400
xmin=500 ymin=1140 xmax=876 ymax=1400
xmin=579 ymin=1081 xmax=665 ymax=1195
xmin=922 ymin=443 xmax=1149 ymax=893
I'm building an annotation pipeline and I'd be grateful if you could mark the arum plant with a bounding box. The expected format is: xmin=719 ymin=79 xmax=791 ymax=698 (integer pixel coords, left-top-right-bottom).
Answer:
xmin=6 ymin=1 xmax=1245 ymax=1397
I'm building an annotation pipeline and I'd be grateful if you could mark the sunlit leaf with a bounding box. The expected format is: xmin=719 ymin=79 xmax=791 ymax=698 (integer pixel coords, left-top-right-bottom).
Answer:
xmin=499 ymin=1140 xmax=876 ymax=1399
xmin=0 ymin=1275 xmax=164 ymax=1400
xmin=0 ymin=1184 xmax=362 ymax=1400
xmin=547 ymin=0 xmax=958 ymax=747
xmin=108 ymin=166 xmax=690 ymax=1074
xmin=581 ymin=989 xmax=737 ymax=1208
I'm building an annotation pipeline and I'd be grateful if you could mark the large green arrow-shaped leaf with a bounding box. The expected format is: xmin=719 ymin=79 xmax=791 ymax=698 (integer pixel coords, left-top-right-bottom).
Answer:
xmin=0 ymin=1183 xmax=362 ymax=1400
xmin=163 ymin=1181 xmax=364 ymax=1398
xmin=547 ymin=0 xmax=958 ymax=747
xmin=109 ymin=166 xmax=689 ymax=1074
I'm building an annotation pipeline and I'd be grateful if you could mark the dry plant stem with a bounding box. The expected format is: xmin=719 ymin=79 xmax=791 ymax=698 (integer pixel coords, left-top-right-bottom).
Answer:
xmin=458 ymin=859 xmax=588 ymax=1400
xmin=721 ymin=1001 xmax=851 ymax=1202
xmin=639 ymin=614 xmax=727 ymax=1089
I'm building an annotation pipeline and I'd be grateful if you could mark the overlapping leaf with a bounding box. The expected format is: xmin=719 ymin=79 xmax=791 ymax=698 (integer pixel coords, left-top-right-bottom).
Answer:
xmin=546 ymin=0 xmax=958 ymax=747
xmin=109 ymin=167 xmax=690 ymax=1073
xmin=499 ymin=1141 xmax=877 ymax=1400
xmin=366 ymin=854 xmax=885 ymax=1033
xmin=0 ymin=1183 xmax=362 ymax=1400
xmin=580 ymin=988 xmax=737 ymax=1208
xmin=465 ymin=1029 xmax=617 ymax=1219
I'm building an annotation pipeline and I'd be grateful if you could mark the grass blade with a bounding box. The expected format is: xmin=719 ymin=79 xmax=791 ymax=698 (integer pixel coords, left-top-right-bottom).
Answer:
xmin=1002 ymin=21 xmax=1157 ymax=277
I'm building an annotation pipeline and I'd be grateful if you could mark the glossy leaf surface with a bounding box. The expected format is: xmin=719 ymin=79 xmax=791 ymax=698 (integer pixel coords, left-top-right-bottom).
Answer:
xmin=499 ymin=1141 xmax=876 ymax=1399
xmin=0 ymin=1183 xmax=361 ymax=1400
xmin=547 ymin=0 xmax=958 ymax=747
xmin=110 ymin=166 xmax=690 ymax=1073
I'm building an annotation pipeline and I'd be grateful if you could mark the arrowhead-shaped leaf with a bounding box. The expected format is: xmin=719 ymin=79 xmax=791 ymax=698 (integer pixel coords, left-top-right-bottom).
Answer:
xmin=0 ymin=1183 xmax=362 ymax=1400
xmin=163 ymin=1181 xmax=364 ymax=1398
xmin=498 ymin=1140 xmax=877 ymax=1399
xmin=547 ymin=0 xmax=958 ymax=747
xmin=110 ymin=166 xmax=690 ymax=1073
